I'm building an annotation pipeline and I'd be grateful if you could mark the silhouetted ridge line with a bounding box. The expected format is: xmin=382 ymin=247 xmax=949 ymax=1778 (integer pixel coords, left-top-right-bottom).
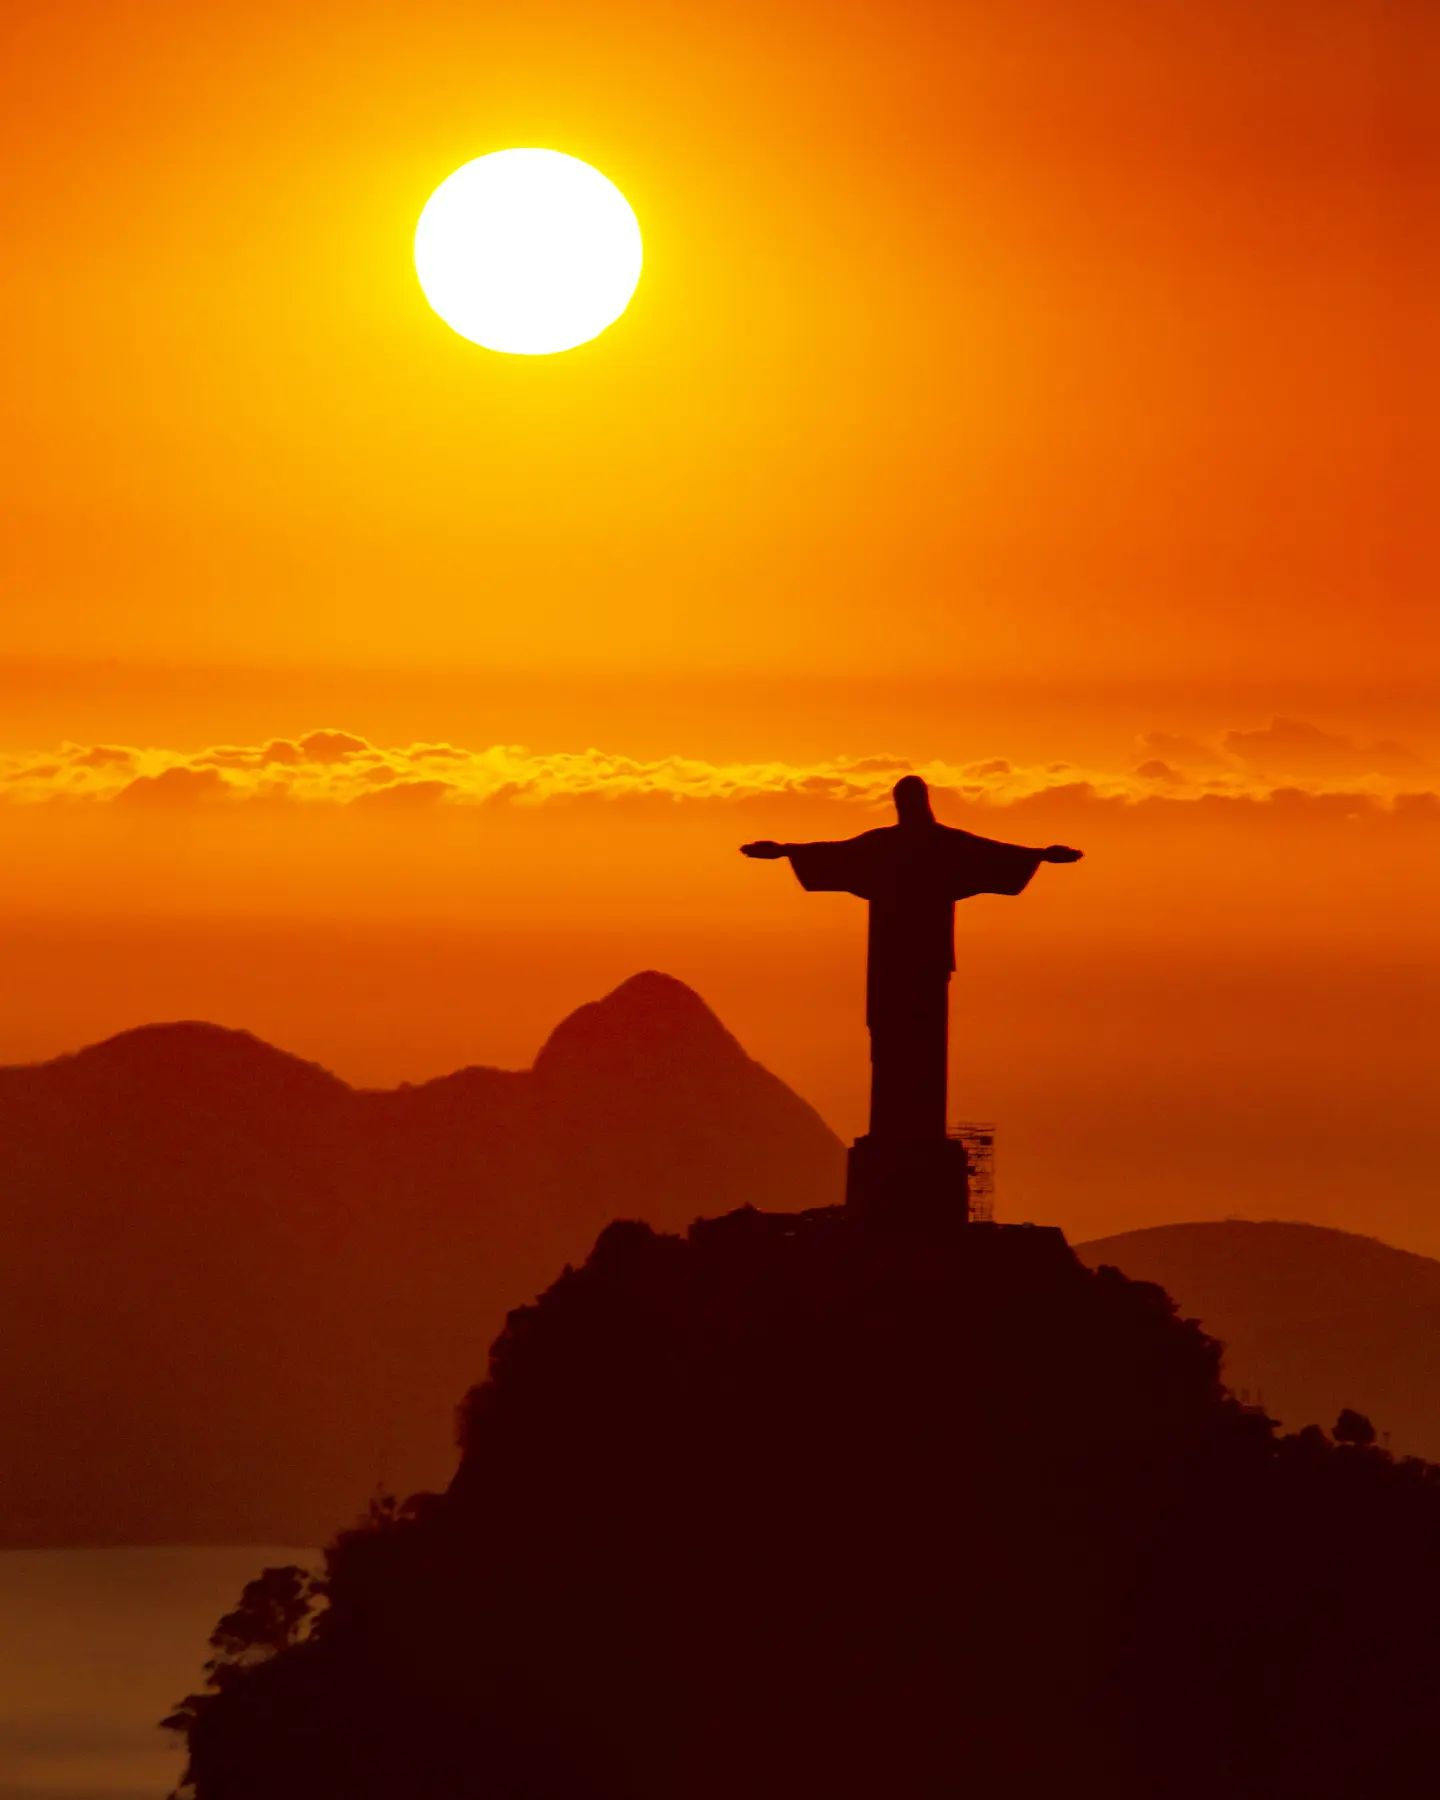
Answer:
xmin=0 ymin=976 xmax=843 ymax=1546
xmin=532 ymin=968 xmax=747 ymax=1077
xmin=3 ymin=972 xmax=756 ymax=1095
xmin=1081 ymin=1218 xmax=1440 ymax=1303
xmin=17 ymin=1019 xmax=346 ymax=1087
xmin=1078 ymin=1219 xmax=1440 ymax=1460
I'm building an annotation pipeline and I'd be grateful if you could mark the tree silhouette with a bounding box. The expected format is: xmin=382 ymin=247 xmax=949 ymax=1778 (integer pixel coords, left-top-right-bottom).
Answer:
xmin=1334 ymin=1406 xmax=1377 ymax=1447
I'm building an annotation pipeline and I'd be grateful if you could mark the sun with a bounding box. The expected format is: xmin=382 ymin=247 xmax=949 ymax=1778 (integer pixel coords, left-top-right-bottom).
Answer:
xmin=414 ymin=149 xmax=643 ymax=356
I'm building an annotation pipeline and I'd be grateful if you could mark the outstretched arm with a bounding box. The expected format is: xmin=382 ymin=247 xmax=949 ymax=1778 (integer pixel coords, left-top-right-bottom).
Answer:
xmin=940 ymin=828 xmax=1085 ymax=900
xmin=740 ymin=836 xmax=876 ymax=897
xmin=951 ymin=827 xmax=1082 ymax=864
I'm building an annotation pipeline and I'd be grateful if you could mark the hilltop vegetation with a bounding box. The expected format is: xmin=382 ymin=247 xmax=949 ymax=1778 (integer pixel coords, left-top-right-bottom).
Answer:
xmin=169 ymin=1206 xmax=1440 ymax=1799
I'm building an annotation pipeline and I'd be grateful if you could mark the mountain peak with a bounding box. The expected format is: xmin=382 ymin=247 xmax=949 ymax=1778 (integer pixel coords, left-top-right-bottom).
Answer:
xmin=532 ymin=971 xmax=743 ymax=1081
xmin=50 ymin=1020 xmax=350 ymax=1100
xmin=599 ymin=969 xmax=717 ymax=1016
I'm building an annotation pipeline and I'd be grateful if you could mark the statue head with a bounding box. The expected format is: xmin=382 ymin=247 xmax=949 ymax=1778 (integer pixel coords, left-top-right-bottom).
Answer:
xmin=892 ymin=774 xmax=935 ymax=826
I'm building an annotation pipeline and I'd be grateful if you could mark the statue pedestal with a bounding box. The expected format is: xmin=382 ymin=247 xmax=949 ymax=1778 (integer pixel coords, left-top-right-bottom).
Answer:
xmin=845 ymin=1134 xmax=971 ymax=1227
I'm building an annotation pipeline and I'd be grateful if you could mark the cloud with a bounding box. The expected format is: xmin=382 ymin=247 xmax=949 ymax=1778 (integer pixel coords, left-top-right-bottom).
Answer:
xmin=349 ymin=779 xmax=456 ymax=810
xmin=298 ymin=729 xmax=371 ymax=763
xmin=838 ymin=754 xmax=913 ymax=775
xmin=1135 ymin=731 xmax=1228 ymax=769
xmin=70 ymin=743 xmax=136 ymax=769
xmin=114 ymin=765 xmax=234 ymax=807
xmin=1222 ymin=717 xmax=1424 ymax=779
xmin=0 ymin=728 xmax=1432 ymax=820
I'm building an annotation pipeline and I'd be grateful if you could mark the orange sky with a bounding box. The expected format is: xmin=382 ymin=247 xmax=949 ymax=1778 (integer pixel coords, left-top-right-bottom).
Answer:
xmin=2 ymin=0 xmax=1436 ymax=1248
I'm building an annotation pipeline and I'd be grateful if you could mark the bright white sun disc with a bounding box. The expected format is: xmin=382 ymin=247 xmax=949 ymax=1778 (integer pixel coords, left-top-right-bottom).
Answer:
xmin=414 ymin=149 xmax=643 ymax=355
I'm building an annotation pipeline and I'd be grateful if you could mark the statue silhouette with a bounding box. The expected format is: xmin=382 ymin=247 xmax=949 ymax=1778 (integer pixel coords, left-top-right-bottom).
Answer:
xmin=743 ymin=775 xmax=1081 ymax=1218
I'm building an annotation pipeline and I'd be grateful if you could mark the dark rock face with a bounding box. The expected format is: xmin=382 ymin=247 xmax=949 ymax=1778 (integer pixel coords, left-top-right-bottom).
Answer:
xmin=1078 ymin=1220 xmax=1440 ymax=1459
xmin=0 ymin=976 xmax=842 ymax=1545
xmin=170 ymin=1208 xmax=1440 ymax=1800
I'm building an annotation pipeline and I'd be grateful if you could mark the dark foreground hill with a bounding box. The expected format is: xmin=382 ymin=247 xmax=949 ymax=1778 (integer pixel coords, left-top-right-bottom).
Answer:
xmin=0 ymin=973 xmax=842 ymax=1546
xmin=168 ymin=1206 xmax=1440 ymax=1800
xmin=1077 ymin=1220 xmax=1440 ymax=1461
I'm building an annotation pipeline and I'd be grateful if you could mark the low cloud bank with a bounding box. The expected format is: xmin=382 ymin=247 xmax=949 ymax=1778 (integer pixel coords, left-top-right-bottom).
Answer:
xmin=0 ymin=721 xmax=1432 ymax=817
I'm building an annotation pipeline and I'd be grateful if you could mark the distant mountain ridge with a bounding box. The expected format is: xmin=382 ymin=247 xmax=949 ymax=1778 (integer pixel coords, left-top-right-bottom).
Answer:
xmin=1077 ymin=1220 xmax=1440 ymax=1460
xmin=0 ymin=972 xmax=843 ymax=1547
xmin=11 ymin=1003 xmax=1433 ymax=1546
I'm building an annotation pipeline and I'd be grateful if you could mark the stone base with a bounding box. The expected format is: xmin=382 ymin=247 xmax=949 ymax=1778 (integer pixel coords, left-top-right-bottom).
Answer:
xmin=845 ymin=1134 xmax=971 ymax=1228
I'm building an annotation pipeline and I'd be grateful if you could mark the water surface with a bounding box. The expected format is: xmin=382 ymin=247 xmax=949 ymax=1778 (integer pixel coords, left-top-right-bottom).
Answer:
xmin=0 ymin=1547 xmax=315 ymax=1800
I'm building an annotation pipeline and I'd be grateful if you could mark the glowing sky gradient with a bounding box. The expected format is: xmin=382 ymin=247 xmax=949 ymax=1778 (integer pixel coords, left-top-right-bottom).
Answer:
xmin=1 ymin=0 xmax=1435 ymax=1247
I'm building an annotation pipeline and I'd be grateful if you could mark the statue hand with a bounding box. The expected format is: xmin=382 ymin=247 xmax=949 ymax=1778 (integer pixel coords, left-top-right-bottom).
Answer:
xmin=1042 ymin=844 xmax=1083 ymax=863
xmin=741 ymin=841 xmax=787 ymax=859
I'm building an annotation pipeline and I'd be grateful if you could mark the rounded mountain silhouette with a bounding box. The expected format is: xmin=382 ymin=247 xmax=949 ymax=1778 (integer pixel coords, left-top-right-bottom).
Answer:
xmin=1078 ymin=1219 xmax=1440 ymax=1461
xmin=0 ymin=975 xmax=842 ymax=1545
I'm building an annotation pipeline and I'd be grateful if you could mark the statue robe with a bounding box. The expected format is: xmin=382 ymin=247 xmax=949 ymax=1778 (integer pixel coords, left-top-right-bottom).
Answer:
xmin=786 ymin=824 xmax=1045 ymax=1141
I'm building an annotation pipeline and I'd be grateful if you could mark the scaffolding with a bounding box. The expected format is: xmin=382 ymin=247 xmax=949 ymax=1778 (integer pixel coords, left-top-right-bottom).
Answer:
xmin=948 ymin=1122 xmax=996 ymax=1222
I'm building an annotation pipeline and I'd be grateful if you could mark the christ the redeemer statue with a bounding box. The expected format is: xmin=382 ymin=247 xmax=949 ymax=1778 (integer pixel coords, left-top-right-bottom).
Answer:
xmin=742 ymin=775 xmax=1081 ymax=1220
